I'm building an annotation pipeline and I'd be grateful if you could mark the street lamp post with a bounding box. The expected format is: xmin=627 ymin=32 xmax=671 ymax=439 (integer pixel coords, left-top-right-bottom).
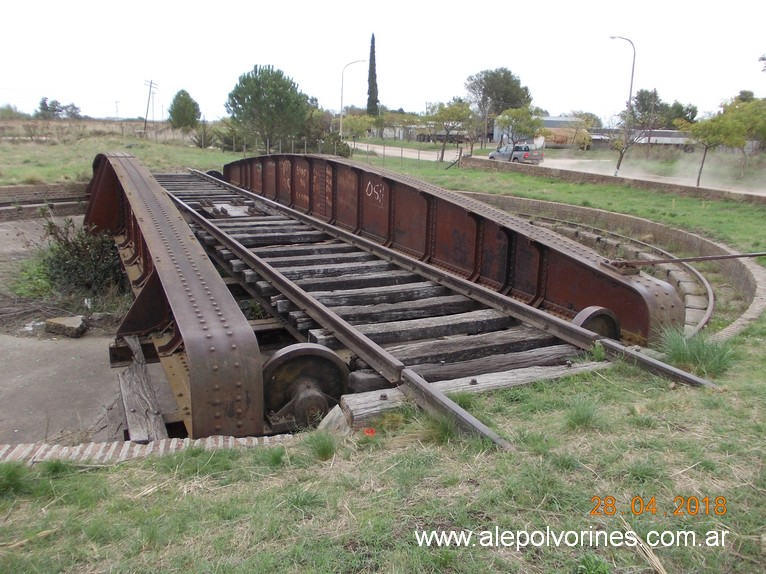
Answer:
xmin=610 ymin=35 xmax=635 ymax=176
xmin=340 ymin=59 xmax=365 ymax=140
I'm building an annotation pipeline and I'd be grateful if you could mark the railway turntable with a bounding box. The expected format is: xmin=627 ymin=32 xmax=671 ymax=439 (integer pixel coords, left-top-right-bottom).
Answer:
xmin=83 ymin=152 xmax=714 ymax=449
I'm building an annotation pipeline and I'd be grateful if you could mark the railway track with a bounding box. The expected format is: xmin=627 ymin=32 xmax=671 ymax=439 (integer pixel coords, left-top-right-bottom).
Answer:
xmin=0 ymin=185 xmax=88 ymax=219
xmin=160 ymin=171 xmax=602 ymax=440
xmin=81 ymin=153 xmax=715 ymax=450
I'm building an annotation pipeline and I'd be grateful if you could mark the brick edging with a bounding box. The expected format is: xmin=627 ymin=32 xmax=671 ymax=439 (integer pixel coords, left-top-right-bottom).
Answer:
xmin=0 ymin=434 xmax=294 ymax=466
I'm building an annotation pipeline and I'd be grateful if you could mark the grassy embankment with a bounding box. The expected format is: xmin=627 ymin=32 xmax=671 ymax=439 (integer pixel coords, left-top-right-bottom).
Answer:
xmin=0 ymin=136 xmax=764 ymax=573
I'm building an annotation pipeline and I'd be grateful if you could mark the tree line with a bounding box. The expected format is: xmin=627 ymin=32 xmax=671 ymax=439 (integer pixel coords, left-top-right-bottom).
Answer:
xmin=3 ymin=43 xmax=763 ymax=185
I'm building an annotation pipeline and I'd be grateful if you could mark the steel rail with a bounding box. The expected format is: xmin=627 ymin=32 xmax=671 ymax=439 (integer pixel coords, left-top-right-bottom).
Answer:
xmin=608 ymin=251 xmax=766 ymax=268
xmin=192 ymin=169 xmax=717 ymax=390
xmin=169 ymin=189 xmax=515 ymax=450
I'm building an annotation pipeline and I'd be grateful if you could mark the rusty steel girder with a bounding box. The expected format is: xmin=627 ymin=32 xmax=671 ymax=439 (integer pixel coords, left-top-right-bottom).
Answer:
xmin=222 ymin=155 xmax=683 ymax=345
xmin=84 ymin=152 xmax=263 ymax=438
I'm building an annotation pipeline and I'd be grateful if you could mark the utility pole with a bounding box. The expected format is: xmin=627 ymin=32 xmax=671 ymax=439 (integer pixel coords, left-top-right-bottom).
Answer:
xmin=609 ymin=36 xmax=635 ymax=176
xmin=143 ymin=80 xmax=158 ymax=136
xmin=115 ymin=101 xmax=119 ymax=118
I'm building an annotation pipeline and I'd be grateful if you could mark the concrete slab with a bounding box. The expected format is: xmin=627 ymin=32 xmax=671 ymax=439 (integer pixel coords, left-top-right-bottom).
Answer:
xmin=0 ymin=331 xmax=123 ymax=445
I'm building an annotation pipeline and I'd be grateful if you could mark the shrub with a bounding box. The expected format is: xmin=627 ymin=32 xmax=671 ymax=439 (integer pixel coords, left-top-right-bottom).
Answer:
xmin=41 ymin=216 xmax=123 ymax=295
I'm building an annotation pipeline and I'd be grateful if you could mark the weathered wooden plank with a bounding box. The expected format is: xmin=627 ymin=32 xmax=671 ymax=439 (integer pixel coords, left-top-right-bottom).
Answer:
xmin=253 ymin=241 xmax=354 ymax=258
xmin=254 ymin=270 xmax=422 ymax=297
xmin=288 ymin=294 xmax=478 ymax=326
xmin=249 ymin=317 xmax=287 ymax=334
xmin=118 ymin=336 xmax=169 ymax=444
xmin=211 ymin=216 xmax=294 ymax=229
xmin=410 ymin=344 xmax=581 ymax=382
xmin=213 ymin=246 xmax=236 ymax=261
xmin=307 ymin=282 xmax=451 ymax=307
xmin=227 ymin=230 xmax=328 ymax=246
xmin=382 ymin=325 xmax=552 ymax=365
xmin=244 ymin=260 xmax=396 ymax=283
xmin=339 ymin=362 xmax=610 ymax=428
xmin=330 ymin=295 xmax=482 ymax=324
xmin=309 ymin=309 xmax=516 ymax=349
xmin=262 ymin=251 xmax=377 ymax=268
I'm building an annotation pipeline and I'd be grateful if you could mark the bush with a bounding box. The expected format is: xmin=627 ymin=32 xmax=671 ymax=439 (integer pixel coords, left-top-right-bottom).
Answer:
xmin=41 ymin=216 xmax=123 ymax=295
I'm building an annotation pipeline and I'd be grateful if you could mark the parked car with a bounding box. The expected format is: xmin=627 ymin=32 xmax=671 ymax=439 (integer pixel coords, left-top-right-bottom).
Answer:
xmin=488 ymin=144 xmax=544 ymax=164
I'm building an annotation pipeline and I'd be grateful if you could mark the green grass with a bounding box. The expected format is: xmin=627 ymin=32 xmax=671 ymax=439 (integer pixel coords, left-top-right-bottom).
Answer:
xmin=301 ymin=430 xmax=338 ymax=461
xmin=1 ymin=135 xmax=765 ymax=572
xmin=658 ymin=328 xmax=736 ymax=377
xmin=0 ymin=136 xmax=242 ymax=185
xmin=565 ymin=396 xmax=601 ymax=430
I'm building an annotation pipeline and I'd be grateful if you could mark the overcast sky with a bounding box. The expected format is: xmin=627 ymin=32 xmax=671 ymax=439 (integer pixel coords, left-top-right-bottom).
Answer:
xmin=2 ymin=1 xmax=764 ymax=125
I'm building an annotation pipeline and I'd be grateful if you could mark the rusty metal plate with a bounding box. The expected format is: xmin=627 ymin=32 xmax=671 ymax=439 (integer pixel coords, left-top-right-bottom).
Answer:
xmin=221 ymin=154 xmax=684 ymax=345
xmin=84 ymin=153 xmax=264 ymax=438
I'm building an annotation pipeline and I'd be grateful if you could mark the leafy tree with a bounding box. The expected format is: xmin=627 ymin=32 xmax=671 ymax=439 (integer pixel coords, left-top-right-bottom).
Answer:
xmin=168 ymin=90 xmax=201 ymax=133
xmin=461 ymin=112 xmax=488 ymax=154
xmin=392 ymin=111 xmax=421 ymax=141
xmin=736 ymin=90 xmax=755 ymax=102
xmin=426 ymin=98 xmax=473 ymax=161
xmin=34 ymin=97 xmax=81 ymax=119
xmin=495 ymin=106 xmax=543 ymax=149
xmin=0 ymin=104 xmax=30 ymax=120
xmin=677 ymin=116 xmax=728 ymax=186
xmin=631 ymin=89 xmax=661 ymax=130
xmin=367 ymin=34 xmax=379 ymax=117
xmin=681 ymin=96 xmax=766 ymax=182
xmin=341 ymin=114 xmax=375 ymax=139
xmin=465 ymin=68 xmax=532 ymax=143
xmin=567 ymin=111 xmax=601 ymax=149
xmin=630 ymin=89 xmax=696 ymax=130
xmin=663 ymin=101 xmax=697 ymax=127
xmin=190 ymin=118 xmax=218 ymax=149
xmin=226 ymin=65 xmax=309 ymax=147
xmin=721 ymin=97 xmax=766 ymax=175
xmin=571 ymin=111 xmax=602 ymax=129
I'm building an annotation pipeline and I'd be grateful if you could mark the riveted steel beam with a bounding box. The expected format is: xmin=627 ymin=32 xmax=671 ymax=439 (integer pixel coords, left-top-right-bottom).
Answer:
xmin=84 ymin=153 xmax=263 ymax=438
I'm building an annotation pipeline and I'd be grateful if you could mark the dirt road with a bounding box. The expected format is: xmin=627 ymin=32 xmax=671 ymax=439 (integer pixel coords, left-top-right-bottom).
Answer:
xmin=354 ymin=143 xmax=763 ymax=196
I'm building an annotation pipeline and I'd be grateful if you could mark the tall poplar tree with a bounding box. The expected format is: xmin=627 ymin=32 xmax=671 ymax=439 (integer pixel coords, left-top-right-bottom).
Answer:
xmin=366 ymin=34 xmax=379 ymax=116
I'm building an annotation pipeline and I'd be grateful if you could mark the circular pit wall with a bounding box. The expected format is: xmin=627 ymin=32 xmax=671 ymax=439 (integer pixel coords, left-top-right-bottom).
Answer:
xmin=461 ymin=192 xmax=766 ymax=342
